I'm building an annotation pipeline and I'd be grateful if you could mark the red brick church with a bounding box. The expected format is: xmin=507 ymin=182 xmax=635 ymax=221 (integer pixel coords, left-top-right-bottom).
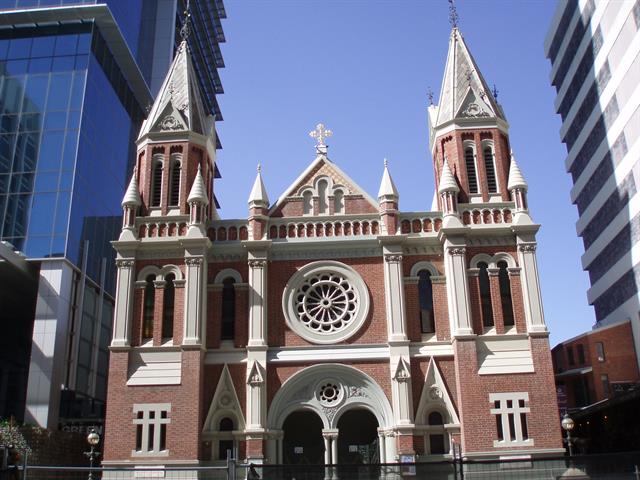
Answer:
xmin=103 ymin=26 xmax=563 ymax=469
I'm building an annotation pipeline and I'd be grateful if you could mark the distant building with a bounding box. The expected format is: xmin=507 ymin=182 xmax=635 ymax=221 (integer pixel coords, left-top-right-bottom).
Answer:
xmin=552 ymin=320 xmax=640 ymax=410
xmin=545 ymin=0 xmax=640 ymax=367
xmin=0 ymin=0 xmax=225 ymax=430
xmin=103 ymin=25 xmax=562 ymax=470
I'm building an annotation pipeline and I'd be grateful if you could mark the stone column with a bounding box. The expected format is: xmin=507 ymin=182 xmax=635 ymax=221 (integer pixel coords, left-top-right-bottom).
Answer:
xmin=377 ymin=429 xmax=387 ymax=464
xmin=248 ymin=257 xmax=268 ymax=346
xmin=443 ymin=241 xmax=473 ymax=337
xmin=517 ymin=243 xmax=547 ymax=333
xmin=112 ymin=258 xmax=135 ymax=347
xmin=183 ymin=256 xmax=205 ymax=345
xmin=382 ymin=248 xmax=409 ymax=342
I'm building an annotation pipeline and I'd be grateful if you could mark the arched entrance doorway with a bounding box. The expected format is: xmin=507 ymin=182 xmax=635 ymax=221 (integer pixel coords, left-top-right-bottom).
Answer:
xmin=337 ymin=409 xmax=379 ymax=464
xmin=282 ymin=410 xmax=324 ymax=465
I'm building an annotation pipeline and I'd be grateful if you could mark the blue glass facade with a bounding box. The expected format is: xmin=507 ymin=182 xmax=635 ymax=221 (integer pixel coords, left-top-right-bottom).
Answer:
xmin=0 ymin=23 xmax=145 ymax=294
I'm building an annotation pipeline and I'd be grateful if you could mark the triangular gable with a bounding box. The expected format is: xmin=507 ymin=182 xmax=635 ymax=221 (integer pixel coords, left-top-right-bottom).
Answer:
xmin=203 ymin=364 xmax=245 ymax=434
xmin=455 ymin=86 xmax=494 ymax=119
xmin=415 ymin=358 xmax=460 ymax=425
xmin=393 ymin=357 xmax=412 ymax=382
xmin=269 ymin=153 xmax=378 ymax=216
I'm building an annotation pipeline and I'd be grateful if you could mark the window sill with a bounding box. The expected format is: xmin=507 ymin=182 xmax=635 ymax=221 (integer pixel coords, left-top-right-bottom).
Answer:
xmin=131 ymin=450 xmax=169 ymax=457
xmin=149 ymin=207 xmax=162 ymax=217
xmin=141 ymin=338 xmax=154 ymax=347
xmin=421 ymin=333 xmax=437 ymax=342
xmin=493 ymin=439 xmax=534 ymax=448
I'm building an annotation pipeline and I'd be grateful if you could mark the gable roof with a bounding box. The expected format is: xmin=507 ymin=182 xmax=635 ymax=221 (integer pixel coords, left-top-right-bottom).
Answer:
xmin=137 ymin=40 xmax=213 ymax=141
xmin=269 ymin=152 xmax=378 ymax=215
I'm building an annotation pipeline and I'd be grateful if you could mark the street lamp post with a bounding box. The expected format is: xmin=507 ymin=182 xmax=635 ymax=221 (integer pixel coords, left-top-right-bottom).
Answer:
xmin=561 ymin=414 xmax=575 ymax=456
xmin=84 ymin=428 xmax=101 ymax=480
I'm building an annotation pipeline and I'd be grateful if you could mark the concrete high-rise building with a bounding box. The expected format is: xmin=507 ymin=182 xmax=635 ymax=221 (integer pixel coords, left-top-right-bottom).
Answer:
xmin=0 ymin=0 xmax=225 ymax=430
xmin=545 ymin=1 xmax=640 ymax=365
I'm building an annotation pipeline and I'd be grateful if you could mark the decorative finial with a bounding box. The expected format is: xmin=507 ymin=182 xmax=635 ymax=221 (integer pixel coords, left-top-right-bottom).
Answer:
xmin=384 ymin=158 xmax=388 ymax=168
xmin=492 ymin=84 xmax=499 ymax=101
xmin=257 ymin=163 xmax=261 ymax=173
xmin=180 ymin=0 xmax=191 ymax=42
xmin=510 ymin=149 xmax=514 ymax=159
xmin=309 ymin=123 xmax=333 ymax=154
xmin=448 ymin=0 xmax=459 ymax=29
xmin=427 ymin=86 xmax=434 ymax=106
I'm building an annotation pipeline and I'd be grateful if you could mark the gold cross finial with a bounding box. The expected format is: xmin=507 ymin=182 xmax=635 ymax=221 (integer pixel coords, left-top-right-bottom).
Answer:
xmin=309 ymin=123 xmax=333 ymax=154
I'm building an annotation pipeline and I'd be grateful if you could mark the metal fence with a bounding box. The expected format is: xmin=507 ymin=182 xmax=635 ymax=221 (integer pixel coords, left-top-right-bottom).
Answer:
xmin=3 ymin=452 xmax=640 ymax=480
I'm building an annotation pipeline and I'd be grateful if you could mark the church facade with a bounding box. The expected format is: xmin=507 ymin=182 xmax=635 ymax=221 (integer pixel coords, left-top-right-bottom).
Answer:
xmin=103 ymin=27 xmax=563 ymax=469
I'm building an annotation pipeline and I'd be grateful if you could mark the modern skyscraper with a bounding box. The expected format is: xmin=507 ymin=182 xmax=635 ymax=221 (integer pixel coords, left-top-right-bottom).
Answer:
xmin=0 ymin=0 xmax=225 ymax=430
xmin=545 ymin=1 xmax=640 ymax=366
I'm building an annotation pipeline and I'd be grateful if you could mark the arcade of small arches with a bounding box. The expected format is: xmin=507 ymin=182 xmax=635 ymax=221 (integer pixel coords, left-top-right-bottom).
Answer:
xmin=298 ymin=176 xmax=347 ymax=215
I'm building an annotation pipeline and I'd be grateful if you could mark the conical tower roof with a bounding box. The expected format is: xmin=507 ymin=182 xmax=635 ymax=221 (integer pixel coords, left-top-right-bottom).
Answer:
xmin=507 ymin=151 xmax=528 ymax=191
xmin=438 ymin=160 xmax=459 ymax=194
xmin=137 ymin=41 xmax=210 ymax=141
xmin=187 ymin=165 xmax=209 ymax=205
xmin=122 ymin=171 xmax=141 ymax=207
xmin=377 ymin=160 xmax=399 ymax=200
xmin=433 ymin=28 xmax=505 ymax=128
xmin=248 ymin=165 xmax=269 ymax=207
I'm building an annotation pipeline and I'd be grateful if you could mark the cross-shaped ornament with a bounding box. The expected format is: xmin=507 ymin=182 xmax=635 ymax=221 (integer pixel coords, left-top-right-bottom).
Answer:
xmin=309 ymin=123 xmax=333 ymax=153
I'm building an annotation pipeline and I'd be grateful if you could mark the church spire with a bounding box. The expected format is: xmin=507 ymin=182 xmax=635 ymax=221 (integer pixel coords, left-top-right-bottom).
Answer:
xmin=431 ymin=27 xmax=505 ymax=130
xmin=137 ymin=36 xmax=212 ymax=142
xmin=378 ymin=159 xmax=399 ymax=201
xmin=248 ymin=164 xmax=270 ymax=208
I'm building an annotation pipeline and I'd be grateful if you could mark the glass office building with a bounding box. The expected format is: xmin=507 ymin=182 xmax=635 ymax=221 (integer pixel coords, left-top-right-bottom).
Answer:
xmin=0 ymin=0 xmax=226 ymax=429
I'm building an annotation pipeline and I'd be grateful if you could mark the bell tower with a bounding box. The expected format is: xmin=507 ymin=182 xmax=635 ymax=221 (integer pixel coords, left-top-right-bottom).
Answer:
xmin=428 ymin=27 xmax=512 ymax=206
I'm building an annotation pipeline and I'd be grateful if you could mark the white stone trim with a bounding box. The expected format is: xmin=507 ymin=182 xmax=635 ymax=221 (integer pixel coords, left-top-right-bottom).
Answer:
xmin=202 ymin=364 xmax=246 ymax=434
xmin=127 ymin=350 xmax=182 ymax=386
xmin=415 ymin=358 xmax=460 ymax=426
xmin=489 ymin=392 xmax=534 ymax=448
xmin=477 ymin=337 xmax=534 ymax=375
xmin=137 ymin=265 xmax=162 ymax=282
xmin=469 ymin=252 xmax=517 ymax=269
xmin=410 ymin=261 xmax=441 ymax=277
xmin=213 ymin=268 xmax=243 ymax=284
xmin=282 ymin=260 xmax=370 ymax=344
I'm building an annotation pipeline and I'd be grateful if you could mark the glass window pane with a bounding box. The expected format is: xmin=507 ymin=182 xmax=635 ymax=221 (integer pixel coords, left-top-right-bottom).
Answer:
xmin=0 ymin=174 xmax=7 ymax=192
xmin=0 ymin=40 xmax=9 ymax=60
xmin=23 ymin=74 xmax=49 ymax=112
xmin=6 ymin=60 xmax=28 ymax=75
xmin=1 ymin=76 xmax=25 ymax=112
xmin=13 ymin=132 xmax=39 ymax=172
xmin=28 ymin=192 xmax=55 ymax=235
xmin=58 ymin=171 xmax=72 ymax=190
xmin=8 ymin=38 xmax=32 ymax=59
xmin=31 ymin=36 xmax=55 ymax=58
xmin=10 ymin=173 xmax=35 ymax=193
xmin=28 ymin=57 xmax=52 ymax=74
xmin=66 ymin=110 xmax=80 ymax=130
xmin=0 ymin=115 xmax=18 ymax=134
xmin=54 ymin=35 xmax=77 ymax=56
xmin=44 ymin=111 xmax=67 ymax=130
xmin=51 ymin=55 xmax=75 ymax=72
xmin=25 ymin=235 xmax=51 ymax=258
xmin=34 ymin=171 xmax=59 ymax=192
xmin=61 ymin=131 xmax=78 ymax=171
xmin=74 ymin=54 xmax=89 ymax=70
xmin=0 ymin=134 xmax=16 ymax=173
xmin=50 ymin=235 xmax=66 ymax=257
xmin=38 ymin=131 xmax=64 ymax=171
xmin=76 ymin=33 xmax=91 ymax=55
xmin=69 ymin=71 xmax=86 ymax=110
xmin=19 ymin=113 xmax=42 ymax=132
xmin=54 ymin=190 xmax=70 ymax=235
xmin=46 ymin=73 xmax=72 ymax=110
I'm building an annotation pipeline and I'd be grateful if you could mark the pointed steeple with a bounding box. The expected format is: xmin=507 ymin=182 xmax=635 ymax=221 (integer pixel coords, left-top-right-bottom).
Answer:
xmin=137 ymin=40 xmax=211 ymax=141
xmin=187 ymin=165 xmax=209 ymax=205
xmin=378 ymin=159 xmax=399 ymax=200
xmin=248 ymin=164 xmax=269 ymax=207
xmin=438 ymin=159 xmax=459 ymax=194
xmin=432 ymin=28 xmax=505 ymax=129
xmin=507 ymin=151 xmax=528 ymax=191
xmin=121 ymin=170 xmax=141 ymax=207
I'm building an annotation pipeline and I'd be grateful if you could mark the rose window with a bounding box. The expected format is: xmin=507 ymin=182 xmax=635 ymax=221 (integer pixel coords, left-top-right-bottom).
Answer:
xmin=317 ymin=382 xmax=343 ymax=407
xmin=296 ymin=273 xmax=357 ymax=333
xmin=283 ymin=261 xmax=370 ymax=344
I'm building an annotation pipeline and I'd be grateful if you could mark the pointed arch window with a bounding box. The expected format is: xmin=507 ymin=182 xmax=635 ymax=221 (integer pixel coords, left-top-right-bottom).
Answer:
xmin=478 ymin=262 xmax=494 ymax=327
xmin=497 ymin=261 xmax=514 ymax=327
xmin=484 ymin=146 xmax=498 ymax=193
xmin=221 ymin=277 xmax=236 ymax=340
xmin=317 ymin=179 xmax=328 ymax=214
xmin=143 ymin=275 xmax=155 ymax=339
xmin=426 ymin=411 xmax=448 ymax=455
xmin=334 ymin=189 xmax=344 ymax=214
xmin=218 ymin=417 xmax=235 ymax=460
xmin=151 ymin=157 xmax=163 ymax=207
xmin=464 ymin=147 xmax=479 ymax=194
xmin=162 ymin=273 xmax=175 ymax=339
xmin=169 ymin=155 xmax=181 ymax=206
xmin=418 ymin=270 xmax=435 ymax=334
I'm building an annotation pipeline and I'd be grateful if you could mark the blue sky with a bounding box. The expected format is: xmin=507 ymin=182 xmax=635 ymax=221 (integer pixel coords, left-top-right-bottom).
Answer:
xmin=215 ymin=0 xmax=594 ymax=346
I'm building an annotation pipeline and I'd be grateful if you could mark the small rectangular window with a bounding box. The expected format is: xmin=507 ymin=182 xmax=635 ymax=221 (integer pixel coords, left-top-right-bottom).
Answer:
xmin=601 ymin=374 xmax=610 ymax=397
xmin=577 ymin=344 xmax=585 ymax=364
xmin=596 ymin=342 xmax=606 ymax=362
xmin=567 ymin=346 xmax=575 ymax=366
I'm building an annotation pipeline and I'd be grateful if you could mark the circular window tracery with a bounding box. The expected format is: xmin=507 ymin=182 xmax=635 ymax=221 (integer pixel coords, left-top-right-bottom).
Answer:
xmin=317 ymin=381 xmax=344 ymax=407
xmin=283 ymin=261 xmax=370 ymax=344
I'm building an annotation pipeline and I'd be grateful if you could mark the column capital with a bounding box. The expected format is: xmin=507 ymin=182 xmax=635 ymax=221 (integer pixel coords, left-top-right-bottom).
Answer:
xmin=447 ymin=247 xmax=466 ymax=256
xmin=518 ymin=243 xmax=537 ymax=253
xmin=248 ymin=259 xmax=267 ymax=269
xmin=116 ymin=259 xmax=135 ymax=268
xmin=384 ymin=253 xmax=403 ymax=263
